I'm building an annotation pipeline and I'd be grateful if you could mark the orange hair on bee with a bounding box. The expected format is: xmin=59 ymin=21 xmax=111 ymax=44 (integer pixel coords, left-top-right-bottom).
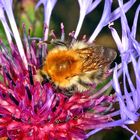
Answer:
xmin=42 ymin=47 xmax=82 ymax=88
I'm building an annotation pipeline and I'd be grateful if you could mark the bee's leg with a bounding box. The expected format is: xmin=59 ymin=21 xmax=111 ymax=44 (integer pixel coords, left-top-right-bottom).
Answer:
xmin=89 ymin=69 xmax=104 ymax=84
xmin=76 ymin=78 xmax=89 ymax=92
xmin=64 ymin=86 xmax=76 ymax=97
xmin=41 ymin=76 xmax=50 ymax=85
xmin=54 ymin=86 xmax=75 ymax=97
xmin=40 ymin=72 xmax=51 ymax=85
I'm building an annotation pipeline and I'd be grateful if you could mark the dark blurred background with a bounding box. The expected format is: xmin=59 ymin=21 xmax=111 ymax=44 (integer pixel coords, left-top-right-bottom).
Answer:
xmin=0 ymin=0 xmax=140 ymax=139
xmin=12 ymin=0 xmax=140 ymax=48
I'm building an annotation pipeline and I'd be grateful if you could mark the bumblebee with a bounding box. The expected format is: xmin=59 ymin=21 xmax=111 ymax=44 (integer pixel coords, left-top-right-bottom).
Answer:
xmin=37 ymin=41 xmax=116 ymax=92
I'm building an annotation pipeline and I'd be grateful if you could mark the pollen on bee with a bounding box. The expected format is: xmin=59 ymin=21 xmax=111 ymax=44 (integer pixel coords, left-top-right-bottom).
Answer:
xmin=72 ymin=41 xmax=88 ymax=49
xmin=42 ymin=47 xmax=82 ymax=88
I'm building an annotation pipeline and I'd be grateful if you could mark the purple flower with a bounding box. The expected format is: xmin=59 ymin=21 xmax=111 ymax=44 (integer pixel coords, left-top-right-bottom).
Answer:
xmin=109 ymin=1 xmax=140 ymax=139
xmin=0 ymin=0 xmax=139 ymax=139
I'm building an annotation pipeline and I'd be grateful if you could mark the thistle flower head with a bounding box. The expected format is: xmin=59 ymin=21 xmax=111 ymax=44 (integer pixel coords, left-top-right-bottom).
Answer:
xmin=0 ymin=68 xmax=115 ymax=139
xmin=0 ymin=39 xmax=116 ymax=139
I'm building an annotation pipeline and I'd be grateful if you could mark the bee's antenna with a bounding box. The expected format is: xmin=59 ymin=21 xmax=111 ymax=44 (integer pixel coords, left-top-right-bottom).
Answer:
xmin=53 ymin=40 xmax=67 ymax=47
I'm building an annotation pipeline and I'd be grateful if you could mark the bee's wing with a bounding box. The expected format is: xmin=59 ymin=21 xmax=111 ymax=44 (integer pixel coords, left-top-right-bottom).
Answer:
xmin=76 ymin=46 xmax=117 ymax=72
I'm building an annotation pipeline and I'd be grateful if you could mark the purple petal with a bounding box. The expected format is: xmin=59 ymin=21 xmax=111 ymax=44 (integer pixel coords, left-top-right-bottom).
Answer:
xmin=131 ymin=4 xmax=140 ymax=38
xmin=109 ymin=25 xmax=124 ymax=53
xmin=35 ymin=0 xmax=47 ymax=9
xmin=86 ymin=0 xmax=102 ymax=15
xmin=88 ymin=0 xmax=136 ymax=43
xmin=123 ymin=65 xmax=135 ymax=112
xmin=131 ymin=55 xmax=140 ymax=89
xmin=113 ymin=64 xmax=122 ymax=95
xmin=77 ymin=0 xmax=98 ymax=14
xmin=123 ymin=125 xmax=140 ymax=140
xmin=110 ymin=0 xmax=136 ymax=22
xmin=130 ymin=36 xmax=140 ymax=55
xmin=86 ymin=128 xmax=103 ymax=138
xmin=0 ymin=5 xmax=12 ymax=44
xmin=74 ymin=0 xmax=101 ymax=39
xmin=118 ymin=0 xmax=131 ymax=51
xmin=131 ymin=55 xmax=140 ymax=108
xmin=113 ymin=64 xmax=138 ymax=121
xmin=36 ymin=0 xmax=57 ymax=40
xmin=88 ymin=0 xmax=112 ymax=42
